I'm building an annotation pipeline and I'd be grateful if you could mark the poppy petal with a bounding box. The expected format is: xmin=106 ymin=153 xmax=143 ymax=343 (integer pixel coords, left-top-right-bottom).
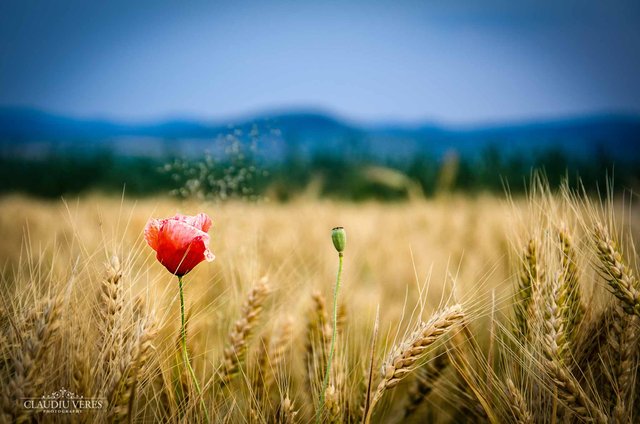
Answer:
xmin=171 ymin=213 xmax=212 ymax=232
xmin=191 ymin=213 xmax=212 ymax=232
xmin=156 ymin=220 xmax=211 ymax=276
xmin=144 ymin=218 xmax=161 ymax=251
xmin=146 ymin=213 xmax=215 ymax=276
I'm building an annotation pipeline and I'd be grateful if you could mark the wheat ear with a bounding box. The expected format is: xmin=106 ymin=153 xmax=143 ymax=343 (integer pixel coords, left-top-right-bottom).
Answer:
xmin=276 ymin=394 xmax=298 ymax=424
xmin=593 ymin=223 xmax=640 ymax=317
xmin=71 ymin=329 xmax=92 ymax=398
xmin=100 ymin=255 xmax=125 ymax=396
xmin=263 ymin=315 xmax=293 ymax=392
xmin=220 ymin=276 xmax=270 ymax=386
xmin=109 ymin=313 xmax=158 ymax=423
xmin=253 ymin=333 xmax=270 ymax=400
xmin=4 ymin=296 xmax=62 ymax=423
xmin=591 ymin=222 xmax=640 ymax=419
xmin=505 ymin=378 xmax=534 ymax=424
xmin=538 ymin=273 xmax=607 ymax=423
xmin=557 ymin=224 xmax=584 ymax=340
xmin=606 ymin=302 xmax=638 ymax=421
xmin=365 ymin=304 xmax=464 ymax=423
xmin=514 ymin=239 xmax=540 ymax=339
xmin=323 ymin=384 xmax=341 ymax=424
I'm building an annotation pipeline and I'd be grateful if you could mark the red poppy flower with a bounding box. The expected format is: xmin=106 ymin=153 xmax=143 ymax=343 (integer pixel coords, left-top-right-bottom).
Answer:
xmin=144 ymin=213 xmax=215 ymax=276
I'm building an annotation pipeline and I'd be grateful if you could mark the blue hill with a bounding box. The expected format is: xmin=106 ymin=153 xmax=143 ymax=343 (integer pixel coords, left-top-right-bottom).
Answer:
xmin=1 ymin=106 xmax=639 ymax=162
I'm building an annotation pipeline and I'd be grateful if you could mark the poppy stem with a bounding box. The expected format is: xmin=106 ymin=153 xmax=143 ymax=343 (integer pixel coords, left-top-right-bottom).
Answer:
xmin=178 ymin=276 xmax=211 ymax=424
xmin=317 ymin=251 xmax=343 ymax=424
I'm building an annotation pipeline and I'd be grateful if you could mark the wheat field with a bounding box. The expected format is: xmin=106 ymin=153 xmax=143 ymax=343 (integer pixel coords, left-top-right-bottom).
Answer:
xmin=1 ymin=181 xmax=639 ymax=423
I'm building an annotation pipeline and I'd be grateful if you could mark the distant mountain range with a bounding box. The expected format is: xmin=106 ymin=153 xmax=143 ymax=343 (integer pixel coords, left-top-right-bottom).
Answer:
xmin=1 ymin=106 xmax=639 ymax=162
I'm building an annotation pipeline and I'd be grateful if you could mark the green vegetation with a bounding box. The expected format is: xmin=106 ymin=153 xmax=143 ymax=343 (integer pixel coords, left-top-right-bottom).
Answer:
xmin=0 ymin=145 xmax=637 ymax=200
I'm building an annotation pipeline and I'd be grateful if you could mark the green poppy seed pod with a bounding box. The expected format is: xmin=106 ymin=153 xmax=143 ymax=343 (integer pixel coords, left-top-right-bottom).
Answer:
xmin=331 ymin=227 xmax=346 ymax=253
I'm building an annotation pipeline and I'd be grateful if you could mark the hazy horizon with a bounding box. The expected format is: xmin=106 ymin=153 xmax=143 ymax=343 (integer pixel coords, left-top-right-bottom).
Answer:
xmin=5 ymin=103 xmax=640 ymax=131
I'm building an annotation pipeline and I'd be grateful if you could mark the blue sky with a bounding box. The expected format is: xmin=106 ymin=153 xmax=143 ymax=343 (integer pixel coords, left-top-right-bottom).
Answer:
xmin=1 ymin=0 xmax=639 ymax=124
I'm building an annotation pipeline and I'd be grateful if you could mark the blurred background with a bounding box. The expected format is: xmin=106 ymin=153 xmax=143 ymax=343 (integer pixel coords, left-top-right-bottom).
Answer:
xmin=1 ymin=0 xmax=639 ymax=201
